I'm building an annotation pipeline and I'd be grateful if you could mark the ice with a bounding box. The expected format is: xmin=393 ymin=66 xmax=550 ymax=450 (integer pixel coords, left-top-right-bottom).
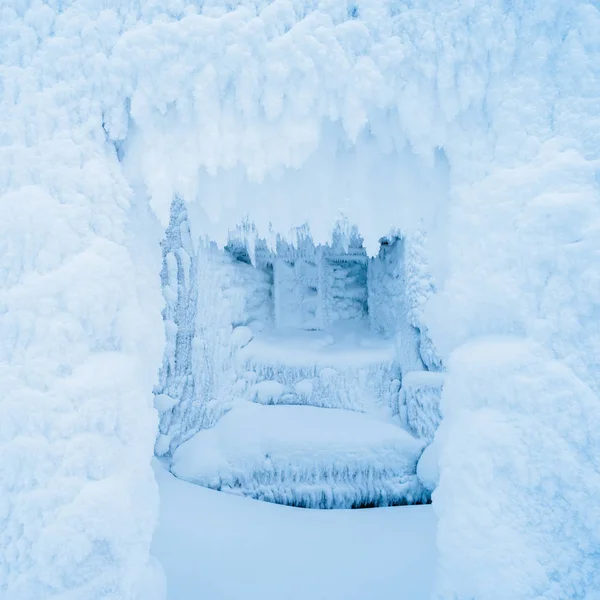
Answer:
xmin=433 ymin=337 xmax=600 ymax=600
xmin=171 ymin=402 xmax=427 ymax=509
xmin=252 ymin=380 xmax=286 ymax=403
xmin=0 ymin=181 xmax=165 ymax=598
xmin=155 ymin=232 xmax=272 ymax=455
xmin=397 ymin=371 xmax=445 ymax=442
xmin=154 ymin=198 xmax=198 ymax=455
xmin=416 ymin=440 xmax=440 ymax=495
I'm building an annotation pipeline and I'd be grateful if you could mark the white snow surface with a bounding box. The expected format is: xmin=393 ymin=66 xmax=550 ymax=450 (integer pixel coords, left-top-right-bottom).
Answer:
xmin=153 ymin=460 xmax=437 ymax=600
xmin=433 ymin=337 xmax=600 ymax=600
xmin=172 ymin=402 xmax=426 ymax=508
xmin=4 ymin=0 xmax=600 ymax=598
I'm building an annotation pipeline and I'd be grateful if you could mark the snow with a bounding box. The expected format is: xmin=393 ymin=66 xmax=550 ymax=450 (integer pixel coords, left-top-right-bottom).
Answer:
xmin=433 ymin=337 xmax=600 ymax=600
xmin=153 ymin=460 xmax=437 ymax=600
xmin=416 ymin=440 xmax=440 ymax=495
xmin=3 ymin=0 xmax=600 ymax=597
xmin=171 ymin=402 xmax=426 ymax=508
xmin=240 ymin=326 xmax=394 ymax=366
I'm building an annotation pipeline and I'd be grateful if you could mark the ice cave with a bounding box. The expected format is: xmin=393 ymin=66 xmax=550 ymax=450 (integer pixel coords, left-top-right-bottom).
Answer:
xmin=155 ymin=200 xmax=444 ymax=508
xmin=3 ymin=2 xmax=600 ymax=600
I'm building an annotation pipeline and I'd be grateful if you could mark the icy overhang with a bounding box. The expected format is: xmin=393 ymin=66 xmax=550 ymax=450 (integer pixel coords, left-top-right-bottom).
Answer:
xmin=118 ymin=118 xmax=451 ymax=262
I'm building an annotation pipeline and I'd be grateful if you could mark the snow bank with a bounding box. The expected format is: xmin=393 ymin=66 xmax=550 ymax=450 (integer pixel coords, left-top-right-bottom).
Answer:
xmin=171 ymin=402 xmax=426 ymax=508
xmin=433 ymin=337 xmax=600 ymax=600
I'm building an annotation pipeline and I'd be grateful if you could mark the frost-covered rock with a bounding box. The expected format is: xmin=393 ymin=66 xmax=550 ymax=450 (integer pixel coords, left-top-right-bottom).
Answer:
xmin=433 ymin=338 xmax=600 ymax=600
xmin=154 ymin=198 xmax=198 ymax=455
xmin=238 ymin=328 xmax=398 ymax=413
xmin=172 ymin=402 xmax=427 ymax=509
xmin=156 ymin=235 xmax=273 ymax=455
xmin=397 ymin=371 xmax=445 ymax=442
xmin=368 ymin=237 xmax=425 ymax=375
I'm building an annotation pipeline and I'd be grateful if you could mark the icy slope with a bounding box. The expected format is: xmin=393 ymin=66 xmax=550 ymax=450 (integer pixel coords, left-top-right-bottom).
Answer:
xmin=171 ymin=402 xmax=426 ymax=508
xmin=153 ymin=461 xmax=437 ymax=600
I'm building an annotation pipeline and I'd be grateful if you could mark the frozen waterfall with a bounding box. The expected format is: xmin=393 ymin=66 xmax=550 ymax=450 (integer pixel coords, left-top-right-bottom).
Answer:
xmin=155 ymin=208 xmax=443 ymax=508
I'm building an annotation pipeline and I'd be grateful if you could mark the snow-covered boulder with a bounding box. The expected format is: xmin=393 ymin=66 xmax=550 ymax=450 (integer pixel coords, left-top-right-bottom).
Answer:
xmin=171 ymin=402 xmax=427 ymax=509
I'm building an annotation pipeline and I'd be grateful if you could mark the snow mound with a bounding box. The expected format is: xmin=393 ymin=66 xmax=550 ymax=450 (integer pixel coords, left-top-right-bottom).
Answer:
xmin=171 ymin=402 xmax=426 ymax=509
xmin=434 ymin=337 xmax=600 ymax=600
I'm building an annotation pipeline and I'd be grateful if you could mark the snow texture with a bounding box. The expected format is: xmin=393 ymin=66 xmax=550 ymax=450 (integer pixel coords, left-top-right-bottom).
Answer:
xmin=368 ymin=236 xmax=428 ymax=376
xmin=154 ymin=198 xmax=198 ymax=455
xmin=4 ymin=0 xmax=600 ymax=597
xmin=416 ymin=439 xmax=440 ymax=495
xmin=239 ymin=328 xmax=399 ymax=413
xmin=157 ymin=236 xmax=272 ymax=455
xmin=171 ymin=402 xmax=427 ymax=509
xmin=2 ymin=4 xmax=167 ymax=597
xmin=153 ymin=460 xmax=437 ymax=600
xmin=397 ymin=371 xmax=445 ymax=442
xmin=433 ymin=337 xmax=600 ymax=600
xmin=156 ymin=215 xmax=427 ymax=458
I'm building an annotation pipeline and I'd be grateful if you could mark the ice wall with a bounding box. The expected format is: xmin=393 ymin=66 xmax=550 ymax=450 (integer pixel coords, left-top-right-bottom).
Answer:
xmin=368 ymin=237 xmax=427 ymax=375
xmin=155 ymin=228 xmax=273 ymax=455
xmin=153 ymin=198 xmax=198 ymax=454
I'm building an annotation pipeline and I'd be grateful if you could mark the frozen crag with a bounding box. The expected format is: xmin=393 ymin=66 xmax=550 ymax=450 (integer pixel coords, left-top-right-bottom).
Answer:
xmin=155 ymin=221 xmax=273 ymax=456
xmin=172 ymin=402 xmax=427 ymax=509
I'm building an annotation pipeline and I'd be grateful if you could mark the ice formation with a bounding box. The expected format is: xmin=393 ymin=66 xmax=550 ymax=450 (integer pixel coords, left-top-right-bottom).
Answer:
xmin=172 ymin=402 xmax=427 ymax=508
xmin=3 ymin=0 xmax=600 ymax=598
xmin=397 ymin=371 xmax=444 ymax=442
xmin=159 ymin=220 xmax=435 ymax=508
